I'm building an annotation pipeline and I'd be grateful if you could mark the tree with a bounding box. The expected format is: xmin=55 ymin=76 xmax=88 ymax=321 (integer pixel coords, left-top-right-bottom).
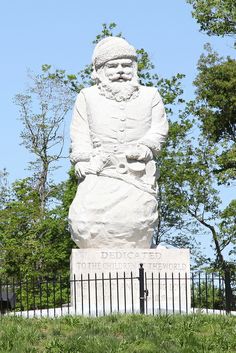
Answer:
xmin=1 ymin=68 xmax=78 ymax=280
xmin=187 ymin=0 xmax=236 ymax=183
xmin=172 ymin=6 xmax=236 ymax=278
xmin=192 ymin=44 xmax=236 ymax=184
xmin=158 ymin=103 xmax=236 ymax=271
xmin=187 ymin=0 xmax=236 ymax=38
xmin=14 ymin=66 xmax=77 ymax=214
xmin=194 ymin=47 xmax=236 ymax=143
xmin=0 ymin=169 xmax=9 ymax=209
xmin=0 ymin=177 xmax=73 ymax=279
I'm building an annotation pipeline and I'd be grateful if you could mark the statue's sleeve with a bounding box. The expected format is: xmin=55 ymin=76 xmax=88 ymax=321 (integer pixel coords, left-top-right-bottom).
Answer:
xmin=70 ymin=91 xmax=93 ymax=164
xmin=139 ymin=89 xmax=169 ymax=157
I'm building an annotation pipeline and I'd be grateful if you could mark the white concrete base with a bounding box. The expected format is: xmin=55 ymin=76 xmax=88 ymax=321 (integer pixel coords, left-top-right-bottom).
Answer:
xmin=12 ymin=307 xmax=236 ymax=318
xmin=70 ymin=248 xmax=190 ymax=316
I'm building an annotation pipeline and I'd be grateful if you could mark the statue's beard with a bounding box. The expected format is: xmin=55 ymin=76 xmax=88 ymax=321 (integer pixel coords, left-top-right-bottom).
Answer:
xmin=97 ymin=75 xmax=140 ymax=102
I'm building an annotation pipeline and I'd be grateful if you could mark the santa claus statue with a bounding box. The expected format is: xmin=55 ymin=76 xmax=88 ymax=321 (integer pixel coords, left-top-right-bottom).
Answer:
xmin=69 ymin=37 xmax=169 ymax=248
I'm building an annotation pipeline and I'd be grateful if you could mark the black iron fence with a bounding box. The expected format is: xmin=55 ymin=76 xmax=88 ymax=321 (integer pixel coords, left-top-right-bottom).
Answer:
xmin=0 ymin=264 xmax=235 ymax=317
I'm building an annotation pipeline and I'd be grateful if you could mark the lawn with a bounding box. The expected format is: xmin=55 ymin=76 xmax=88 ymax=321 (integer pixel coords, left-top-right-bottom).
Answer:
xmin=0 ymin=314 xmax=235 ymax=352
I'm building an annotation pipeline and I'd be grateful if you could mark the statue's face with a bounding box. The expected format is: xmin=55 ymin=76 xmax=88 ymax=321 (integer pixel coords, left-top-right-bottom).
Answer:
xmin=104 ymin=58 xmax=135 ymax=83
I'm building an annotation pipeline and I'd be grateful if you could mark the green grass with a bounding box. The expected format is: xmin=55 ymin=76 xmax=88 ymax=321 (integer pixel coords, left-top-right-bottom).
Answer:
xmin=0 ymin=314 xmax=236 ymax=353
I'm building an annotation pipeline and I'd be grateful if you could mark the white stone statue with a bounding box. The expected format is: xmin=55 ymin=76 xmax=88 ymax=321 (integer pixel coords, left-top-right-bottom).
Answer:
xmin=69 ymin=37 xmax=169 ymax=249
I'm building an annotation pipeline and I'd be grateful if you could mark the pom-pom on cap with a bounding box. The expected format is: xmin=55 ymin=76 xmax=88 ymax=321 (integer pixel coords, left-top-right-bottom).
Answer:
xmin=92 ymin=37 xmax=137 ymax=69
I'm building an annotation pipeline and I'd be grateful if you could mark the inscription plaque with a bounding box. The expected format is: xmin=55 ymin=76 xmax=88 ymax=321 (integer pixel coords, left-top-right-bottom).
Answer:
xmin=70 ymin=248 xmax=190 ymax=315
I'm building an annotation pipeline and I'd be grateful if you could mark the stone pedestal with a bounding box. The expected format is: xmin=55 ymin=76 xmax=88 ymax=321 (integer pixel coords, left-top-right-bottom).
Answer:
xmin=70 ymin=248 xmax=190 ymax=316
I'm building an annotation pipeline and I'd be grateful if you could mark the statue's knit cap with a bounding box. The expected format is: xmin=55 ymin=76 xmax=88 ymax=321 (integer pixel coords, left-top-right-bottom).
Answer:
xmin=92 ymin=37 xmax=137 ymax=68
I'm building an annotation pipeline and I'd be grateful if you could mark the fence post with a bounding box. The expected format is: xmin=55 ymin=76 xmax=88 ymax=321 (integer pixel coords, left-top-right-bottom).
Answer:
xmin=139 ymin=263 xmax=145 ymax=314
xmin=224 ymin=269 xmax=232 ymax=314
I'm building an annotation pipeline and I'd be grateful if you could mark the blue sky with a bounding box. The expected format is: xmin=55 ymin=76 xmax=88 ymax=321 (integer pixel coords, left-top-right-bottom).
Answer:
xmin=1 ymin=0 xmax=235 ymax=185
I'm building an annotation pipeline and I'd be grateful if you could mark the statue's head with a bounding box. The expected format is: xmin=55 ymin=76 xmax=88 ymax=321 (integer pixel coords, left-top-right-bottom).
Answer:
xmin=92 ymin=37 xmax=140 ymax=101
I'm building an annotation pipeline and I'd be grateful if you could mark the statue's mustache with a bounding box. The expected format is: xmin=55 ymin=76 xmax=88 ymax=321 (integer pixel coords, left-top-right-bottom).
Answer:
xmin=110 ymin=74 xmax=131 ymax=82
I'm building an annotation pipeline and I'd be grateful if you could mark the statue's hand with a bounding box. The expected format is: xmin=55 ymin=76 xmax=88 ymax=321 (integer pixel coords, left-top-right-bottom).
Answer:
xmin=75 ymin=162 xmax=88 ymax=179
xmin=126 ymin=144 xmax=153 ymax=162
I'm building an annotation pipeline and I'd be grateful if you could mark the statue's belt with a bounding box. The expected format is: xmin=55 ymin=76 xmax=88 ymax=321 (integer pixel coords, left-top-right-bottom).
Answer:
xmin=88 ymin=169 xmax=157 ymax=196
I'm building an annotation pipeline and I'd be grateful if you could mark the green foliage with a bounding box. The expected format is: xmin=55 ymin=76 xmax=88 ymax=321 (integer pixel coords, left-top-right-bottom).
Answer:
xmin=157 ymin=121 xmax=221 ymax=261
xmin=136 ymin=47 xmax=186 ymax=115
xmin=92 ymin=22 xmax=122 ymax=44
xmin=12 ymin=277 xmax=70 ymax=312
xmin=219 ymin=200 xmax=236 ymax=254
xmin=187 ymin=0 xmax=236 ymax=38
xmin=58 ymin=167 xmax=78 ymax=213
xmin=192 ymin=44 xmax=236 ymax=183
xmin=0 ymin=169 xmax=9 ymax=210
xmin=1 ymin=315 xmax=236 ymax=352
xmin=42 ymin=63 xmax=82 ymax=93
xmin=192 ymin=281 xmax=225 ymax=310
xmin=0 ymin=178 xmax=73 ymax=280
xmin=156 ymin=84 xmax=235 ymax=269
xmin=194 ymin=46 xmax=236 ymax=144
xmin=183 ymin=3 xmax=236 ymax=268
